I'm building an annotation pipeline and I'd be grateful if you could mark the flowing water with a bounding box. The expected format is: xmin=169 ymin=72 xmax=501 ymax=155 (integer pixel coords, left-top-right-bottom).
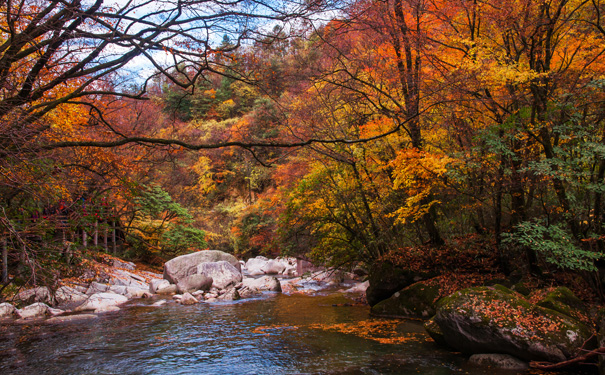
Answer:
xmin=0 ymin=290 xmax=588 ymax=375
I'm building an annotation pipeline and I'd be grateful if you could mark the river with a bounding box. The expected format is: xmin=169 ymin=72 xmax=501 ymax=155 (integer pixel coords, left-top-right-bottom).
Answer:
xmin=0 ymin=289 xmax=589 ymax=374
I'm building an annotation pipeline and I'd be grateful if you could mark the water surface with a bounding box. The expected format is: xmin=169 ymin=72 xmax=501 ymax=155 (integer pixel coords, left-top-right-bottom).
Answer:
xmin=0 ymin=291 xmax=586 ymax=374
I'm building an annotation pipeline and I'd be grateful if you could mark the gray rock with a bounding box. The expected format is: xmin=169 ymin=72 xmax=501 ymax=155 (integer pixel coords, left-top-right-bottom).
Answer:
xmin=177 ymin=274 xmax=213 ymax=293
xmin=218 ymin=288 xmax=240 ymax=301
xmin=75 ymin=292 xmax=128 ymax=312
xmin=180 ymin=292 xmax=199 ymax=305
xmin=434 ymin=285 xmax=594 ymax=362
xmin=246 ymin=257 xmax=269 ymax=276
xmin=156 ymin=284 xmax=178 ymax=295
xmin=18 ymin=303 xmax=54 ymax=319
xmin=149 ymin=279 xmax=170 ymax=293
xmin=242 ymin=276 xmax=282 ymax=292
xmin=0 ymin=302 xmax=19 ymax=319
xmin=468 ymin=354 xmax=529 ymax=370
xmin=16 ymin=287 xmax=53 ymax=305
xmin=108 ymin=269 xmax=148 ymax=289
xmin=261 ymin=259 xmax=286 ymax=275
xmin=112 ymin=259 xmax=136 ymax=270
xmin=55 ymin=286 xmax=88 ymax=306
xmin=86 ymin=282 xmax=110 ymax=295
xmin=197 ymin=261 xmax=242 ymax=290
xmin=163 ymin=250 xmax=241 ymax=284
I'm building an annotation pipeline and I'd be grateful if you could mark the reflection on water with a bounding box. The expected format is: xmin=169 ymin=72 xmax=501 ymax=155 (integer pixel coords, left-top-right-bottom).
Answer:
xmin=0 ymin=291 xmax=584 ymax=375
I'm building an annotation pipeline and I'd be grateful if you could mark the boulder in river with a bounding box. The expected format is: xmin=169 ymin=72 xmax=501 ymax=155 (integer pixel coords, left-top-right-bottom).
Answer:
xmin=242 ymin=276 xmax=282 ymax=292
xmin=260 ymin=259 xmax=286 ymax=275
xmin=180 ymin=292 xmax=199 ymax=305
xmin=163 ymin=250 xmax=241 ymax=284
xmin=177 ymin=274 xmax=213 ymax=293
xmin=197 ymin=261 xmax=242 ymax=290
xmin=433 ymin=285 xmax=594 ymax=362
xmin=245 ymin=257 xmax=268 ymax=276
xmin=75 ymin=292 xmax=128 ymax=312
xmin=17 ymin=302 xmax=62 ymax=319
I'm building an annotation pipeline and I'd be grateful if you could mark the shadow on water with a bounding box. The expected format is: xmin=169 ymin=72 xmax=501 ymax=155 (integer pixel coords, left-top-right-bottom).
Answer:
xmin=0 ymin=291 xmax=594 ymax=375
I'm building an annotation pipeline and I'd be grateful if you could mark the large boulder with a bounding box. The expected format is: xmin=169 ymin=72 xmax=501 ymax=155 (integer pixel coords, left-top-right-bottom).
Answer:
xmin=74 ymin=292 xmax=128 ymax=312
xmin=245 ymin=257 xmax=269 ymax=276
xmin=177 ymin=274 xmax=213 ymax=293
xmin=371 ymin=279 xmax=440 ymax=319
xmin=107 ymin=269 xmax=148 ymax=289
xmin=55 ymin=286 xmax=89 ymax=306
xmin=197 ymin=261 xmax=242 ymax=289
xmin=15 ymin=286 xmax=53 ymax=305
xmin=433 ymin=285 xmax=594 ymax=362
xmin=366 ymin=262 xmax=434 ymax=306
xmin=17 ymin=303 xmax=62 ymax=319
xmin=242 ymin=276 xmax=282 ymax=292
xmin=0 ymin=302 xmax=19 ymax=319
xmin=261 ymin=259 xmax=286 ymax=275
xmin=163 ymin=250 xmax=241 ymax=284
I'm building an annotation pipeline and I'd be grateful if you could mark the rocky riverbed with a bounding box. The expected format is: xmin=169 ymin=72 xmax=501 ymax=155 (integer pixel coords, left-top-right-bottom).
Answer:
xmin=0 ymin=251 xmax=367 ymax=323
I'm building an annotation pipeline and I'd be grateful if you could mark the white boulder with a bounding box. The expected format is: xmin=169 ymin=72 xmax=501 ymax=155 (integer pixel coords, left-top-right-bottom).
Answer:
xmin=242 ymin=276 xmax=282 ymax=292
xmin=75 ymin=292 xmax=128 ymax=312
xmin=55 ymin=286 xmax=88 ymax=305
xmin=163 ymin=250 xmax=241 ymax=284
xmin=0 ymin=302 xmax=18 ymax=319
xmin=245 ymin=257 xmax=269 ymax=276
xmin=197 ymin=261 xmax=242 ymax=289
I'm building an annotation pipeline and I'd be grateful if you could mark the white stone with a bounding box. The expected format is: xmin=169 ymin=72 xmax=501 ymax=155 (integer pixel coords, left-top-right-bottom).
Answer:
xmin=112 ymin=259 xmax=136 ymax=270
xmin=242 ymin=276 xmax=282 ymax=292
xmin=180 ymin=292 xmax=198 ymax=305
xmin=245 ymin=257 xmax=269 ymax=276
xmin=149 ymin=279 xmax=170 ymax=293
xmin=95 ymin=305 xmax=121 ymax=313
xmin=260 ymin=259 xmax=286 ymax=275
xmin=74 ymin=292 xmax=128 ymax=312
xmin=0 ymin=302 xmax=18 ymax=319
xmin=18 ymin=302 xmax=52 ymax=319
xmin=151 ymin=300 xmax=167 ymax=306
xmin=55 ymin=286 xmax=88 ymax=305
xmin=46 ymin=314 xmax=98 ymax=323
xmin=163 ymin=250 xmax=241 ymax=284
xmin=16 ymin=287 xmax=53 ymax=304
xmin=86 ymin=282 xmax=110 ymax=295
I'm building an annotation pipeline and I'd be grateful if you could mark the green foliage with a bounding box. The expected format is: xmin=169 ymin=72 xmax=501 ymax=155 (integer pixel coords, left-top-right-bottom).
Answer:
xmin=128 ymin=184 xmax=206 ymax=257
xmin=502 ymin=220 xmax=601 ymax=272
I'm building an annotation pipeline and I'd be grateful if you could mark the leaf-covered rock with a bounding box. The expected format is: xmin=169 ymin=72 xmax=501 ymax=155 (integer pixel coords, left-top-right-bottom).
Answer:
xmin=434 ymin=285 xmax=594 ymax=362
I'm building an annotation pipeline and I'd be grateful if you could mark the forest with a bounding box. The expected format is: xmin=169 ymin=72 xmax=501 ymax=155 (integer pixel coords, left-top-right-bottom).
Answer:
xmin=2 ymin=0 xmax=605 ymax=308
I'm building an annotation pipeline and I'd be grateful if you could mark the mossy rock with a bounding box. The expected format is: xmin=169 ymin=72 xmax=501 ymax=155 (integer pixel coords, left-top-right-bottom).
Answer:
xmin=511 ymin=282 xmax=531 ymax=296
xmin=366 ymin=262 xmax=436 ymax=306
xmin=371 ymin=280 xmax=440 ymax=318
xmin=434 ymin=285 xmax=594 ymax=363
xmin=424 ymin=317 xmax=447 ymax=347
xmin=536 ymin=287 xmax=588 ymax=323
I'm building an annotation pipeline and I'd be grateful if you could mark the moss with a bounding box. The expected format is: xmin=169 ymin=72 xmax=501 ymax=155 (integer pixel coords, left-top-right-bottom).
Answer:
xmin=536 ymin=287 xmax=587 ymax=322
